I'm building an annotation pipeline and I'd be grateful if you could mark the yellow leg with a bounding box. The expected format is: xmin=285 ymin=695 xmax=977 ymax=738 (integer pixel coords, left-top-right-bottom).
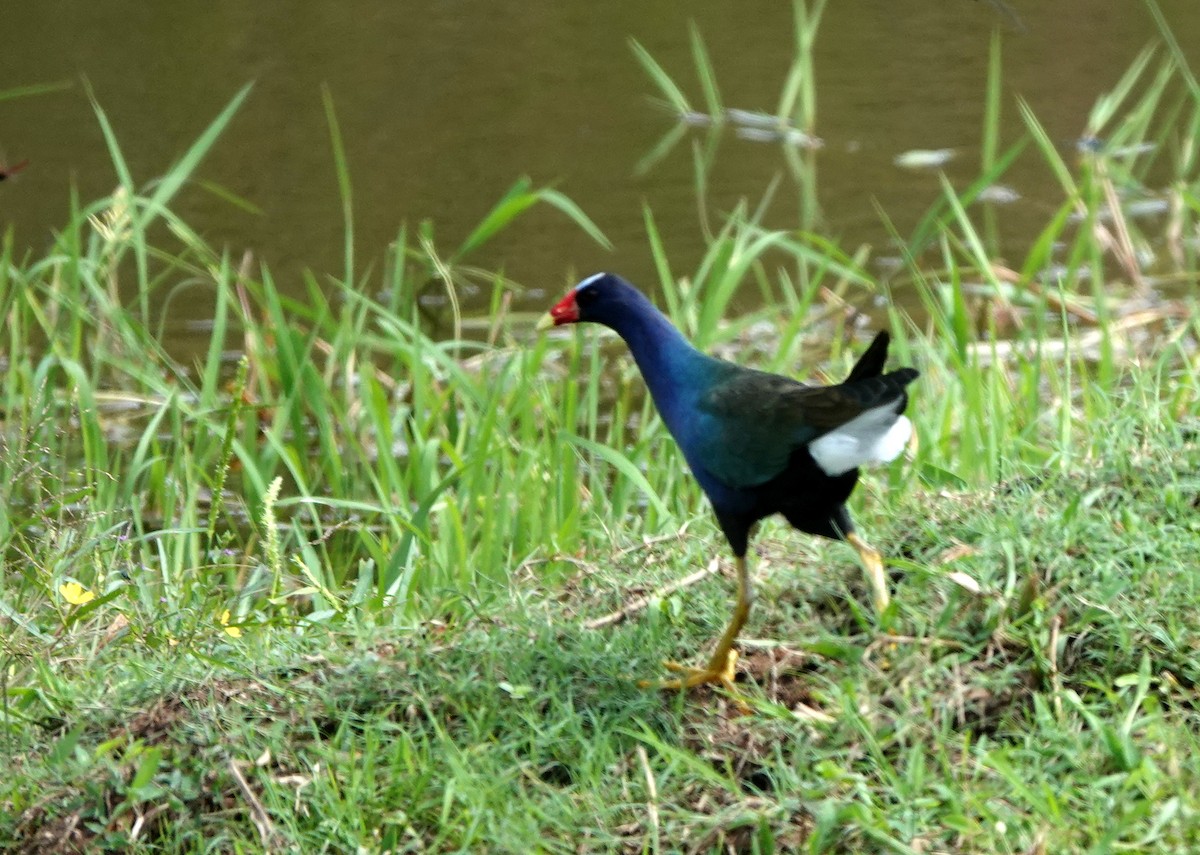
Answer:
xmin=641 ymin=555 xmax=754 ymax=693
xmin=847 ymin=532 xmax=890 ymax=614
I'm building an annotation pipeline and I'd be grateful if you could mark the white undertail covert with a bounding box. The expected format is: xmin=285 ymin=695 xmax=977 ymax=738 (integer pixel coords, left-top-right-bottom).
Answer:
xmin=808 ymin=403 xmax=912 ymax=477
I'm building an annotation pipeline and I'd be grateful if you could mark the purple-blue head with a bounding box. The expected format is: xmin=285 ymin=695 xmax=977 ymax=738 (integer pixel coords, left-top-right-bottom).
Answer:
xmin=536 ymin=273 xmax=651 ymax=331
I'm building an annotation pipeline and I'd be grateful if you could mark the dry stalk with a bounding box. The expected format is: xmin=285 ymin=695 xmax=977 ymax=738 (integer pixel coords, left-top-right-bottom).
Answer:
xmin=228 ymin=758 xmax=276 ymax=850
xmin=636 ymin=745 xmax=661 ymax=852
xmin=584 ymin=558 xmax=720 ymax=630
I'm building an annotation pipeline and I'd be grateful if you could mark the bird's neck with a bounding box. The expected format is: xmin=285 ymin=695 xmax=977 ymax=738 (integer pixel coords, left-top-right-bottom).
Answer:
xmin=605 ymin=298 xmax=708 ymax=433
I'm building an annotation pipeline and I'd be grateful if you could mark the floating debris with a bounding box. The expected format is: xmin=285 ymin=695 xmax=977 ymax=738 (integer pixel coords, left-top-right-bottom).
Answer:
xmin=726 ymin=108 xmax=784 ymax=129
xmin=734 ymin=125 xmax=822 ymax=148
xmin=783 ymin=128 xmax=822 ymax=148
xmin=1041 ymin=264 xmax=1095 ymax=284
xmin=672 ymin=106 xmax=822 ymax=147
xmin=1125 ymin=198 xmax=1169 ymax=219
xmin=1109 ymin=142 xmax=1158 ymax=158
xmin=1076 ymin=137 xmax=1158 ymax=158
xmin=0 ymin=158 xmax=29 ymax=181
xmin=1067 ymin=197 xmax=1169 ymax=224
xmin=735 ymin=126 xmax=779 ymax=142
xmin=977 ymin=184 xmax=1021 ymax=205
xmin=874 ymin=255 xmax=905 ymax=274
xmin=894 ymin=148 xmax=956 ymax=170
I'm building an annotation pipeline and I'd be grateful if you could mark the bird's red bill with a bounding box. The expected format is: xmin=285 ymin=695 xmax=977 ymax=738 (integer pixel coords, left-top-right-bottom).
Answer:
xmin=547 ymin=291 xmax=580 ymax=326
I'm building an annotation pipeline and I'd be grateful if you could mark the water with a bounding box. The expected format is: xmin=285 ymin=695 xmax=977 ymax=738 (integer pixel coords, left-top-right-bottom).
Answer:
xmin=2 ymin=0 xmax=1196 ymax=345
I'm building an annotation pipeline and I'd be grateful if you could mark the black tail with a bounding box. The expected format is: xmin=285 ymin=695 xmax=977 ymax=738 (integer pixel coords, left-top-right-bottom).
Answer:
xmin=845 ymin=331 xmax=891 ymax=383
xmin=843 ymin=331 xmax=919 ymax=411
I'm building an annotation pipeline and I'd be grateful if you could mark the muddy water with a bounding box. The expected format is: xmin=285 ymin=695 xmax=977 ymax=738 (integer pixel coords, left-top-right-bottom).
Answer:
xmin=1 ymin=1 xmax=1196 ymax=343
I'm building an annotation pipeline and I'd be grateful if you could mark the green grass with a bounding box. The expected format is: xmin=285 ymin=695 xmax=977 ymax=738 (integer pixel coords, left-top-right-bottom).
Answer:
xmin=4 ymin=2 xmax=1200 ymax=851
xmin=5 ymin=423 xmax=1200 ymax=851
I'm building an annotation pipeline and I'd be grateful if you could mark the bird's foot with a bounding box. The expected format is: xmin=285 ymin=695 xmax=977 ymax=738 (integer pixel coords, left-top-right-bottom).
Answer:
xmin=639 ymin=647 xmax=740 ymax=692
xmin=847 ymin=533 xmax=890 ymax=615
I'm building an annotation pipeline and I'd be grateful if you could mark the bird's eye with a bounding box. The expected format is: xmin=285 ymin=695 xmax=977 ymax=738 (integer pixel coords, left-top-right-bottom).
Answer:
xmin=576 ymin=286 xmax=598 ymax=305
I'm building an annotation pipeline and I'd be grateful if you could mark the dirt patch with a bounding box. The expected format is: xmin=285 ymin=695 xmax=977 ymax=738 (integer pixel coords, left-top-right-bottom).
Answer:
xmin=10 ymin=812 xmax=93 ymax=855
xmin=650 ymin=644 xmax=826 ymax=721
xmin=11 ymin=769 xmax=233 ymax=855
xmin=737 ymin=646 xmax=822 ymax=713
xmin=96 ymin=675 xmax=292 ymax=749
xmin=10 ymin=676 xmax=294 ymax=852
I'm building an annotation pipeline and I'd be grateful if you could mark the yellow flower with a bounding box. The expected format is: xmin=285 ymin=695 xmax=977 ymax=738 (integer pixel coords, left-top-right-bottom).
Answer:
xmin=60 ymin=582 xmax=96 ymax=606
xmin=219 ymin=609 xmax=242 ymax=638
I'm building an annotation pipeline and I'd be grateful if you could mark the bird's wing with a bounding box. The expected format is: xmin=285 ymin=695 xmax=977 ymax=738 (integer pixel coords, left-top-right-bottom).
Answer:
xmin=694 ymin=363 xmax=917 ymax=489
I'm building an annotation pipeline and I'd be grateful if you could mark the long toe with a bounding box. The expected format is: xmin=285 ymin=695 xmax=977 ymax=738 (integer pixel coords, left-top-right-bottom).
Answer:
xmin=639 ymin=648 xmax=740 ymax=691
